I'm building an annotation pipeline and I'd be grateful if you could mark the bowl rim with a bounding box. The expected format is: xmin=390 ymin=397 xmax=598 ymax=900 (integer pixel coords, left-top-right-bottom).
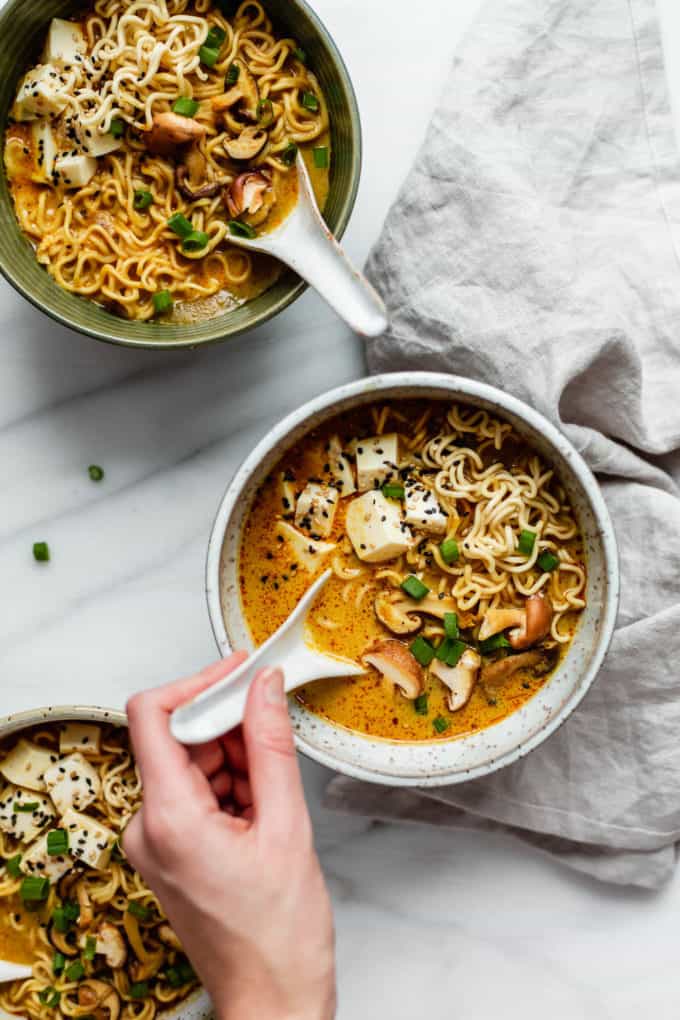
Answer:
xmin=205 ymin=371 xmax=620 ymax=786
xmin=0 ymin=0 xmax=362 ymax=350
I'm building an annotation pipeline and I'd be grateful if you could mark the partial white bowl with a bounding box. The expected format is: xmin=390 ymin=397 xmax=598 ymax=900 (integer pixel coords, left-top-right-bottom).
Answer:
xmin=0 ymin=706 xmax=212 ymax=1020
xmin=206 ymin=372 xmax=619 ymax=787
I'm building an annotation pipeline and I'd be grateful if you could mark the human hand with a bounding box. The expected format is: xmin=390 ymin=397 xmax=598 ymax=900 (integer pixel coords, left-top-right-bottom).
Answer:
xmin=123 ymin=656 xmax=336 ymax=1020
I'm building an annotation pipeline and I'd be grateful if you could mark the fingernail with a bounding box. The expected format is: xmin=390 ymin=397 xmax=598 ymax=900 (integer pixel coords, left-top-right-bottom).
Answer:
xmin=259 ymin=667 xmax=286 ymax=706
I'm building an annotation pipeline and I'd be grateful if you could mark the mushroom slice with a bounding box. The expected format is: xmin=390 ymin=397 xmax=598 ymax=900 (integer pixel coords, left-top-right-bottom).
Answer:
xmin=480 ymin=649 xmax=545 ymax=686
xmin=224 ymin=125 xmax=268 ymax=161
xmin=362 ymin=639 xmax=424 ymax=700
xmin=146 ymin=112 xmax=206 ymax=156
xmin=77 ymin=883 xmax=94 ymax=929
xmin=477 ymin=607 xmax=525 ymax=642
xmin=225 ymin=170 xmax=272 ymax=218
xmin=508 ymin=594 xmax=552 ymax=650
xmin=430 ymin=649 xmax=481 ymax=711
xmin=78 ymin=981 xmax=120 ymax=1020
xmin=91 ymin=922 xmax=127 ymax=969
xmin=175 ymin=167 xmax=220 ymax=201
xmin=374 ymin=591 xmax=461 ymax=635
xmin=157 ymin=924 xmax=183 ymax=952
xmin=211 ymin=61 xmax=259 ymax=120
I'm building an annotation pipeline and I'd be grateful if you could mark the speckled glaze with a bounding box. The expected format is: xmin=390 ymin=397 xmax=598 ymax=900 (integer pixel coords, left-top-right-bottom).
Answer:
xmin=207 ymin=372 xmax=620 ymax=787
xmin=0 ymin=706 xmax=213 ymax=1020
xmin=0 ymin=0 xmax=361 ymax=349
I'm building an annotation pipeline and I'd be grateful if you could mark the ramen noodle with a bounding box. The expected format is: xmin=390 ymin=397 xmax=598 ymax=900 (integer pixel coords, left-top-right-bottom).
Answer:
xmin=238 ymin=401 xmax=588 ymax=741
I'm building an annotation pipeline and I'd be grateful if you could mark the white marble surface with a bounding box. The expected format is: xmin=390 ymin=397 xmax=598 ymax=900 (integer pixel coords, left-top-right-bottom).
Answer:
xmin=2 ymin=0 xmax=680 ymax=1015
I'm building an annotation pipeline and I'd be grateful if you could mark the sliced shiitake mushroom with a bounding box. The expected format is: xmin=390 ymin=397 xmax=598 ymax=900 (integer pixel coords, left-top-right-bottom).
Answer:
xmin=362 ymin=639 xmax=424 ymax=700
xmin=224 ymin=125 xmax=268 ymax=161
xmin=211 ymin=60 xmax=259 ymax=121
xmin=225 ymin=170 xmax=273 ymax=220
xmin=146 ymin=112 xmax=205 ymax=156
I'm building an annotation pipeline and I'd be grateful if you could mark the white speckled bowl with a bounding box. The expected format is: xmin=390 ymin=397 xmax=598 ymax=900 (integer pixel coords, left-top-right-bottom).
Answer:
xmin=206 ymin=372 xmax=619 ymax=787
xmin=0 ymin=706 xmax=212 ymax=1020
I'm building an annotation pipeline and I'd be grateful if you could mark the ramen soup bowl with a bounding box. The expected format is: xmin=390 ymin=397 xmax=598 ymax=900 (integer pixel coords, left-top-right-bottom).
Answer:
xmin=0 ymin=0 xmax=361 ymax=349
xmin=0 ymin=705 xmax=212 ymax=1020
xmin=206 ymin=372 xmax=619 ymax=787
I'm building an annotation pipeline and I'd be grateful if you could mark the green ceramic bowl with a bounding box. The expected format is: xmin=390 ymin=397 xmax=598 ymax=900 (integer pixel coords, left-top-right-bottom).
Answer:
xmin=0 ymin=0 xmax=361 ymax=349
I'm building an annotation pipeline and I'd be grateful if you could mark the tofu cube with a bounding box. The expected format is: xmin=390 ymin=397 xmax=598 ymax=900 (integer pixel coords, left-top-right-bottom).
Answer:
xmin=327 ymin=435 xmax=356 ymax=496
xmin=12 ymin=64 xmax=71 ymax=121
xmin=78 ymin=127 xmax=122 ymax=159
xmin=274 ymin=521 xmax=335 ymax=573
xmin=0 ymin=739 xmax=56 ymax=792
xmin=294 ymin=483 xmax=338 ymax=539
xmin=43 ymin=754 xmax=101 ymax=815
xmin=59 ymin=722 xmax=101 ymax=756
xmin=20 ymin=832 xmax=73 ymax=884
xmin=355 ymin=434 xmax=400 ymax=492
xmin=31 ymin=121 xmax=59 ymax=181
xmin=404 ymin=481 xmax=448 ymax=535
xmin=61 ymin=809 xmax=116 ymax=870
xmin=345 ymin=491 xmax=413 ymax=563
xmin=278 ymin=472 xmax=297 ymax=517
xmin=0 ymin=784 xmax=56 ymax=843
xmin=53 ymin=153 xmax=97 ymax=188
xmin=42 ymin=18 xmax=86 ymax=64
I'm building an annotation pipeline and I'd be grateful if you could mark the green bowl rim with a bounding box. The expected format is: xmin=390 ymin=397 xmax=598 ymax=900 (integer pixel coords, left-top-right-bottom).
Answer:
xmin=0 ymin=0 xmax=363 ymax=350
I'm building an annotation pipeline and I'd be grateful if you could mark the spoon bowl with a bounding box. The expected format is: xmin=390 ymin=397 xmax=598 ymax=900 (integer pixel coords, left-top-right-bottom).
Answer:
xmin=0 ymin=961 xmax=32 ymax=984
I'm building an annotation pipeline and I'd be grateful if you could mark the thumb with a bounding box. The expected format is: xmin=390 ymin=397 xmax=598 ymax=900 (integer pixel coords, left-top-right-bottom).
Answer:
xmin=242 ymin=667 xmax=308 ymax=840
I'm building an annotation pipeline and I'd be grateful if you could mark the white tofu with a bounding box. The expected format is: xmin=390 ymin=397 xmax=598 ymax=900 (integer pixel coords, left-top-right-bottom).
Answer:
xmin=327 ymin=435 xmax=356 ymax=496
xmin=0 ymin=784 xmax=56 ymax=843
xmin=355 ymin=434 xmax=400 ymax=492
xmin=403 ymin=481 xmax=448 ymax=535
xmin=42 ymin=18 xmax=86 ymax=65
xmin=294 ymin=483 xmax=338 ymax=539
xmin=0 ymin=740 xmax=56 ymax=792
xmin=345 ymin=491 xmax=413 ymax=563
xmin=275 ymin=521 xmax=335 ymax=573
xmin=43 ymin=754 xmax=101 ymax=816
xmin=53 ymin=152 xmax=97 ymax=188
xmin=61 ymin=809 xmax=116 ymax=870
xmin=59 ymin=722 xmax=101 ymax=756
xmin=78 ymin=126 xmax=122 ymax=159
xmin=20 ymin=832 xmax=73 ymax=884
xmin=278 ymin=472 xmax=297 ymax=517
xmin=12 ymin=64 xmax=71 ymax=121
xmin=31 ymin=121 xmax=58 ymax=181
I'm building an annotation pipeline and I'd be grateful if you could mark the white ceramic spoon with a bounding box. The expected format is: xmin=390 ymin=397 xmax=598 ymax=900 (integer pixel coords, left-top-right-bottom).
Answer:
xmin=170 ymin=570 xmax=364 ymax=745
xmin=227 ymin=152 xmax=388 ymax=338
xmin=0 ymin=961 xmax=32 ymax=983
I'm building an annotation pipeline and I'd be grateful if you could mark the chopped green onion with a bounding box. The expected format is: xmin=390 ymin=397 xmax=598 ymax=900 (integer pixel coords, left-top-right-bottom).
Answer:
xmin=433 ymin=715 xmax=450 ymax=734
xmin=280 ymin=142 xmax=298 ymax=166
xmin=410 ymin=636 xmax=437 ymax=667
xmin=199 ymin=45 xmax=220 ymax=67
xmin=400 ymin=575 xmax=430 ymax=601
xmin=225 ymin=62 xmax=240 ymax=87
xmin=109 ymin=118 xmax=124 ymax=138
xmin=64 ymin=900 xmax=80 ymax=922
xmin=257 ymin=98 xmax=274 ymax=126
xmin=205 ymin=25 xmax=226 ymax=50
xmin=435 ymin=638 xmax=466 ymax=668
xmin=414 ymin=693 xmax=429 ymax=716
xmin=39 ymin=988 xmax=61 ymax=1009
xmin=537 ymin=550 xmax=560 ymax=573
xmin=443 ymin=612 xmax=459 ymax=640
xmin=127 ymin=900 xmax=151 ymax=921
xmin=88 ymin=465 xmax=104 ymax=482
xmin=439 ymin=538 xmax=459 ymax=564
xmin=133 ymin=189 xmax=153 ymax=211
xmin=52 ymin=900 xmax=79 ymax=932
xmin=313 ymin=145 xmax=328 ymax=169
xmin=172 ymin=97 xmax=199 ymax=117
xmin=83 ymin=936 xmax=96 ymax=961
xmin=130 ymin=982 xmax=150 ymax=1000
xmin=5 ymin=854 xmax=22 ymax=878
xmin=33 ymin=541 xmax=50 ymax=562
xmin=228 ymin=219 xmax=257 ymax=239
xmin=164 ymin=961 xmax=194 ymax=988
xmin=20 ymin=876 xmax=49 ymax=902
xmin=479 ymin=633 xmax=511 ymax=655
xmin=181 ymin=230 xmax=210 ymax=253
xmin=167 ymin=212 xmax=193 ymax=239
xmin=111 ymin=839 xmax=125 ymax=862
xmin=152 ymin=290 xmax=173 ymax=315
xmin=47 ymin=829 xmax=69 ymax=856
xmin=518 ymin=530 xmax=536 ymax=556
xmin=293 ymin=46 xmax=307 ymax=64
xmin=301 ymin=90 xmax=319 ymax=112
xmin=53 ymin=953 xmax=66 ymax=976
xmin=381 ymin=483 xmax=404 ymax=500
xmin=14 ymin=801 xmax=39 ymax=812
xmin=65 ymin=960 xmax=85 ymax=982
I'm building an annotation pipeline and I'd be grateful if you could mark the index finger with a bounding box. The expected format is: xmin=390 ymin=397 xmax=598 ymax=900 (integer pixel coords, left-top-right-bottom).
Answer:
xmin=127 ymin=653 xmax=247 ymax=798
